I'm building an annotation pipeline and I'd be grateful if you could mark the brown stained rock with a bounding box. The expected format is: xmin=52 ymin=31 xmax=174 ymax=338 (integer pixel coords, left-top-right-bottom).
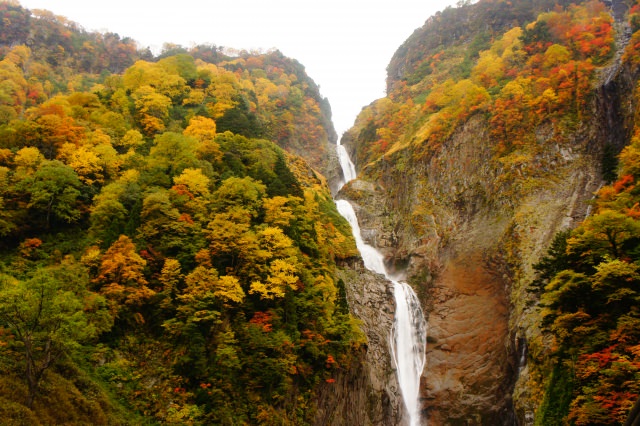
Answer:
xmin=337 ymin=73 xmax=620 ymax=421
xmin=423 ymin=252 xmax=511 ymax=425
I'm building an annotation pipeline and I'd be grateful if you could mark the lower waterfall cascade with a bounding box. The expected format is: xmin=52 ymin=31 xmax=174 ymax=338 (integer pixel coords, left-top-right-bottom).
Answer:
xmin=335 ymin=143 xmax=428 ymax=426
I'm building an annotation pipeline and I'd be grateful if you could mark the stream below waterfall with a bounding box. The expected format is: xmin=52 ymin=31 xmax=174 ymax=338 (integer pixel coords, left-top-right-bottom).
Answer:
xmin=334 ymin=143 xmax=427 ymax=426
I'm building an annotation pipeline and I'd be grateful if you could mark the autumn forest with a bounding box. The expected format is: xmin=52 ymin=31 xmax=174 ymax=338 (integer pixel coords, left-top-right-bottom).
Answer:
xmin=2 ymin=0 xmax=640 ymax=424
xmin=0 ymin=1 xmax=362 ymax=424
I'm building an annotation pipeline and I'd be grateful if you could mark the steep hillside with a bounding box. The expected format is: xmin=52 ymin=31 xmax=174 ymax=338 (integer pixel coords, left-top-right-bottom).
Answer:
xmin=0 ymin=1 xmax=340 ymax=189
xmin=0 ymin=3 xmax=369 ymax=424
xmin=340 ymin=0 xmax=640 ymax=424
xmin=6 ymin=0 xmax=640 ymax=424
xmin=0 ymin=1 xmax=150 ymax=74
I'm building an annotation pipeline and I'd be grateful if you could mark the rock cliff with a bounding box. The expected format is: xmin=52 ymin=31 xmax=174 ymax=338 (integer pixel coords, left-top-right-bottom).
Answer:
xmin=314 ymin=261 xmax=405 ymax=425
xmin=339 ymin=105 xmax=610 ymax=425
xmin=336 ymin=8 xmax=637 ymax=425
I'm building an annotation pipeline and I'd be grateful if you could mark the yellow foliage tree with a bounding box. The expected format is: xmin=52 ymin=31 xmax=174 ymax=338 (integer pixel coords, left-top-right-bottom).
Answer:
xmin=543 ymin=44 xmax=571 ymax=69
xmin=95 ymin=235 xmax=155 ymax=315
xmin=183 ymin=266 xmax=245 ymax=304
xmin=119 ymin=129 xmax=145 ymax=148
xmin=123 ymin=60 xmax=187 ymax=99
xmin=159 ymin=258 xmax=182 ymax=295
xmin=472 ymin=50 xmax=504 ymax=88
xmin=263 ymin=196 xmax=298 ymax=228
xmin=184 ymin=116 xmax=223 ymax=164
xmin=250 ymin=259 xmax=299 ymax=300
xmin=133 ymin=86 xmax=171 ymax=135
xmin=173 ymin=168 xmax=211 ymax=197
xmin=13 ymin=147 xmax=44 ymax=177
xmin=184 ymin=116 xmax=216 ymax=141
xmin=57 ymin=143 xmax=103 ymax=184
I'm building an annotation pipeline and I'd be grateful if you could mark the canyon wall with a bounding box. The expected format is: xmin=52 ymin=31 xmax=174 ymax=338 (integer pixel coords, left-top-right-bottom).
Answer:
xmin=314 ymin=263 xmax=406 ymax=426
xmin=337 ymin=51 xmax=636 ymax=426
xmin=311 ymin=2 xmax=640 ymax=424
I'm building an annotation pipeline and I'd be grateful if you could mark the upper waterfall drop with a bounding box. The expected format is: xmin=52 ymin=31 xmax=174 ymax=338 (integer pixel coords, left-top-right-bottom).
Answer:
xmin=335 ymin=200 xmax=387 ymax=275
xmin=334 ymin=142 xmax=428 ymax=425
xmin=337 ymin=143 xmax=357 ymax=185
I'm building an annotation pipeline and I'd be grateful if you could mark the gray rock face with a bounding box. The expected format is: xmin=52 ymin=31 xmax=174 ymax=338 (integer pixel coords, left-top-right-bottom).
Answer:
xmin=339 ymin=103 xmax=617 ymax=424
xmin=314 ymin=15 xmax=636 ymax=426
xmin=314 ymin=262 xmax=405 ymax=426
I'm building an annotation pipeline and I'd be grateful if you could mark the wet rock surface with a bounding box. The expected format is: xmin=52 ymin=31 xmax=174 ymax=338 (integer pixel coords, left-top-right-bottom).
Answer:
xmin=314 ymin=263 xmax=405 ymax=426
xmin=322 ymin=10 xmax=637 ymax=424
xmin=340 ymin=112 xmax=606 ymax=424
xmin=422 ymin=248 xmax=513 ymax=424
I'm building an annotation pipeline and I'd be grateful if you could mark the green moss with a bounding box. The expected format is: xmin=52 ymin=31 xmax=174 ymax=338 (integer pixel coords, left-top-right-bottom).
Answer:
xmin=0 ymin=365 xmax=137 ymax=426
xmin=535 ymin=361 xmax=574 ymax=426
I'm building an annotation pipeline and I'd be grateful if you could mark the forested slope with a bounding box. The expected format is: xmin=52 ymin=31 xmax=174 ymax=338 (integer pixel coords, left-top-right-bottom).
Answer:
xmin=0 ymin=2 xmax=362 ymax=424
xmin=5 ymin=0 xmax=640 ymax=424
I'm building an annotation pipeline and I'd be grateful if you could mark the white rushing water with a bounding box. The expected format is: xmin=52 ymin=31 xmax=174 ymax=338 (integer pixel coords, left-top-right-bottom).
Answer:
xmin=337 ymin=144 xmax=357 ymax=184
xmin=391 ymin=282 xmax=427 ymax=426
xmin=335 ymin=200 xmax=386 ymax=274
xmin=335 ymin=142 xmax=427 ymax=426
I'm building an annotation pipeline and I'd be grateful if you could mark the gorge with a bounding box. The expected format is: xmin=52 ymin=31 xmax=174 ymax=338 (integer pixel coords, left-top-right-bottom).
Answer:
xmin=335 ymin=142 xmax=427 ymax=425
xmin=329 ymin=0 xmax=640 ymax=424
xmin=2 ymin=0 xmax=640 ymax=424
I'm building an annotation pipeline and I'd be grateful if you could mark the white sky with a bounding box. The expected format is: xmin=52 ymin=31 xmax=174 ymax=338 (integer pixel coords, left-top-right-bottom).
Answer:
xmin=17 ymin=1 xmax=459 ymax=137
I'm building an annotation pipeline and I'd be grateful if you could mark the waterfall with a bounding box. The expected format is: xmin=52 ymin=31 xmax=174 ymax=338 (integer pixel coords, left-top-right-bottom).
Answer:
xmin=391 ymin=282 xmax=428 ymax=426
xmin=335 ymin=142 xmax=427 ymax=426
xmin=337 ymin=144 xmax=357 ymax=184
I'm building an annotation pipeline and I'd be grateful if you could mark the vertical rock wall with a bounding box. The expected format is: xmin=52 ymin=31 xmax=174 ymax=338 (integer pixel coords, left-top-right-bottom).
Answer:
xmin=339 ymin=102 xmax=619 ymax=423
xmin=316 ymin=7 xmax=637 ymax=425
xmin=314 ymin=263 xmax=405 ymax=425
